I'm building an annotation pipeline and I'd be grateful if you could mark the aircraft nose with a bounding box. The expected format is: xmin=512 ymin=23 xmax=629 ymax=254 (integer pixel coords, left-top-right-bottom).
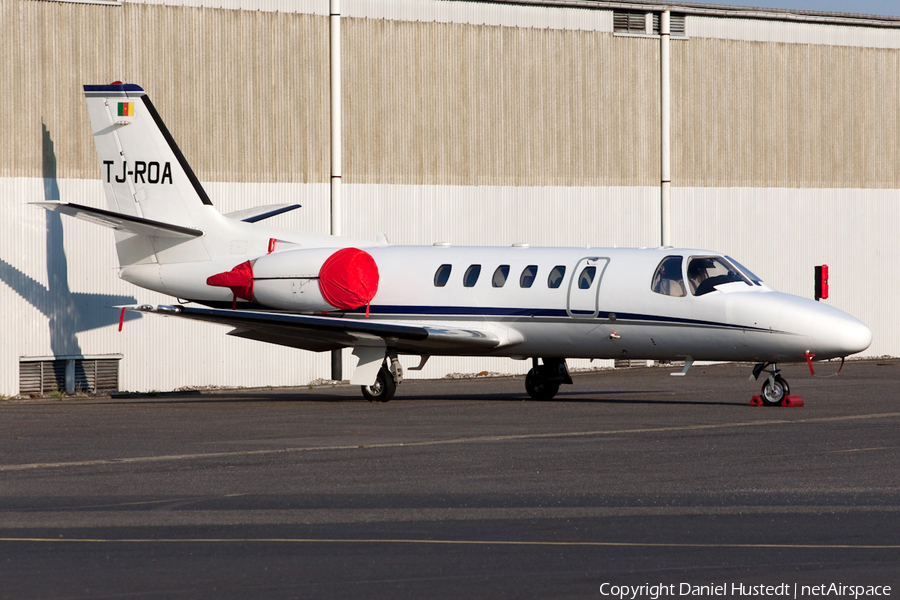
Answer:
xmin=812 ymin=308 xmax=872 ymax=359
xmin=835 ymin=318 xmax=873 ymax=356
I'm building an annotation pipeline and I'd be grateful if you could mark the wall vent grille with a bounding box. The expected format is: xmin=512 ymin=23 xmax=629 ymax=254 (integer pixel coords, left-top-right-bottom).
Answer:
xmin=613 ymin=11 xmax=686 ymax=37
xmin=19 ymin=356 xmax=122 ymax=395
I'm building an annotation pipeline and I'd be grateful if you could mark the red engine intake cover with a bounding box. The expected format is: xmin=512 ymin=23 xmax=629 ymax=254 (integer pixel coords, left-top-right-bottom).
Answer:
xmin=318 ymin=248 xmax=379 ymax=310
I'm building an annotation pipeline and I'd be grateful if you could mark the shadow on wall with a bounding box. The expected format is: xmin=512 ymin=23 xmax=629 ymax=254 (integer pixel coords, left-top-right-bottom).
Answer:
xmin=0 ymin=123 xmax=138 ymax=359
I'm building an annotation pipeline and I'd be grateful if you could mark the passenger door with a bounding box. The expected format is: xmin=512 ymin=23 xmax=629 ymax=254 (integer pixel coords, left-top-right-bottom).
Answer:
xmin=566 ymin=257 xmax=609 ymax=318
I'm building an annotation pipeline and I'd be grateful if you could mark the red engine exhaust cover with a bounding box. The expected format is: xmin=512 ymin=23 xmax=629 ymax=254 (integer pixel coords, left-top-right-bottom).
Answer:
xmin=207 ymin=260 xmax=255 ymax=300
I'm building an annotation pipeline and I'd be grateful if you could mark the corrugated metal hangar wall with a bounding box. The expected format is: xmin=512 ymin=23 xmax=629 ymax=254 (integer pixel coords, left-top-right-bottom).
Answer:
xmin=1 ymin=0 xmax=897 ymax=395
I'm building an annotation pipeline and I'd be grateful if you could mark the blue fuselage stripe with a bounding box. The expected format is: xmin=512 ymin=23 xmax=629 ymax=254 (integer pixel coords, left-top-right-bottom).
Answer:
xmin=193 ymin=300 xmax=770 ymax=333
xmin=345 ymin=305 xmax=762 ymax=332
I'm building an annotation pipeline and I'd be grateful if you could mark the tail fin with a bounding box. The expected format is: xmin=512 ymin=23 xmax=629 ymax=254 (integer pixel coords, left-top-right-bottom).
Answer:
xmin=84 ymin=83 xmax=212 ymax=222
xmin=83 ymin=83 xmax=216 ymax=266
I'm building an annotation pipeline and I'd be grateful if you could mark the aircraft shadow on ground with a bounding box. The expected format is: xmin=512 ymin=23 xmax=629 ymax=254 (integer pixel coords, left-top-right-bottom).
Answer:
xmin=0 ymin=124 xmax=138 ymax=360
xmin=89 ymin=388 xmax=746 ymax=407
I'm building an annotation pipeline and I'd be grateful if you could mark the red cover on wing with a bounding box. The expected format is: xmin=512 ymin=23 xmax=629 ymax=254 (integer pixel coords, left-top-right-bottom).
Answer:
xmin=206 ymin=260 xmax=254 ymax=301
xmin=318 ymin=248 xmax=379 ymax=310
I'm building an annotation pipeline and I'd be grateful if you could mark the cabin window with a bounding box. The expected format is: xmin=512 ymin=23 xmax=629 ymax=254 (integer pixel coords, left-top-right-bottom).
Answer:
xmin=651 ymin=256 xmax=686 ymax=297
xmin=520 ymin=265 xmax=538 ymax=288
xmin=463 ymin=264 xmax=482 ymax=287
xmin=434 ymin=264 xmax=452 ymax=287
xmin=547 ymin=265 xmax=566 ymax=289
xmin=577 ymin=266 xmax=596 ymax=289
xmin=492 ymin=265 xmax=510 ymax=287
xmin=688 ymin=256 xmax=753 ymax=296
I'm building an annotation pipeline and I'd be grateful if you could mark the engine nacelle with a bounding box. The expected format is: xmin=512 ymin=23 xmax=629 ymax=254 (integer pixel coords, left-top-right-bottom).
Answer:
xmin=227 ymin=246 xmax=380 ymax=313
xmin=251 ymin=247 xmax=341 ymax=312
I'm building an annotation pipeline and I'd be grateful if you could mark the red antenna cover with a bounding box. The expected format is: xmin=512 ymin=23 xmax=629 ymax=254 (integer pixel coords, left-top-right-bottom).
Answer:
xmin=318 ymin=248 xmax=379 ymax=310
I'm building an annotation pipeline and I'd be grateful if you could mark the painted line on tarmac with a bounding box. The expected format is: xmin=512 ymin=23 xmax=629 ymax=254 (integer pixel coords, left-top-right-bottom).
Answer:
xmin=1 ymin=411 xmax=899 ymax=473
xmin=5 ymin=505 xmax=900 ymax=529
xmin=0 ymin=537 xmax=898 ymax=550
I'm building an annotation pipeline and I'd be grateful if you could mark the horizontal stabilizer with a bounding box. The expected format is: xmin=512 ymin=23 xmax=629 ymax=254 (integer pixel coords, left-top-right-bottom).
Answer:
xmin=121 ymin=304 xmax=508 ymax=354
xmin=31 ymin=202 xmax=203 ymax=239
xmin=223 ymin=203 xmax=301 ymax=223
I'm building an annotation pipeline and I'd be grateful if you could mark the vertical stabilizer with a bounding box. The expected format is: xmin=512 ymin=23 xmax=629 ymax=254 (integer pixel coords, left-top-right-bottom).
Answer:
xmin=83 ymin=83 xmax=214 ymax=266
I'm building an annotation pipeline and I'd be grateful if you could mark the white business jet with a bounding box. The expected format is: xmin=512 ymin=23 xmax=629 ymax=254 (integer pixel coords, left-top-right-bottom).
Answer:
xmin=35 ymin=84 xmax=872 ymax=404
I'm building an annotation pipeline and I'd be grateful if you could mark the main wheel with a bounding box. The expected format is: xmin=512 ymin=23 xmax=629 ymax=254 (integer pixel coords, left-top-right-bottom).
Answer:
xmin=760 ymin=374 xmax=789 ymax=406
xmin=525 ymin=368 xmax=560 ymax=401
xmin=361 ymin=366 xmax=396 ymax=403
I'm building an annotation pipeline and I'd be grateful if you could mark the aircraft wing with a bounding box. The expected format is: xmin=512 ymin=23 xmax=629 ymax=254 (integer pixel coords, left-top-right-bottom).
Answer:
xmin=122 ymin=305 xmax=514 ymax=354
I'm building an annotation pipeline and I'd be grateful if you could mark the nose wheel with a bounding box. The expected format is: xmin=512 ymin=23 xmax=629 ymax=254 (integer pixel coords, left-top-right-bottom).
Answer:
xmin=760 ymin=374 xmax=790 ymax=406
xmin=752 ymin=363 xmax=791 ymax=406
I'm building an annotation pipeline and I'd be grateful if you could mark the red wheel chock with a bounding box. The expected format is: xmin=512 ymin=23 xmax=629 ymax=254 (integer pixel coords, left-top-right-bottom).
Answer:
xmin=750 ymin=395 xmax=804 ymax=407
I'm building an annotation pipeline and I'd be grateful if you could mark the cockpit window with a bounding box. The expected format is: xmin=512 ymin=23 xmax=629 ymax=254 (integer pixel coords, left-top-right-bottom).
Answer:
xmin=688 ymin=256 xmax=752 ymax=296
xmin=492 ymin=265 xmax=510 ymax=287
xmin=434 ymin=264 xmax=452 ymax=287
xmin=725 ymin=256 xmax=763 ymax=285
xmin=651 ymin=256 xmax=686 ymax=297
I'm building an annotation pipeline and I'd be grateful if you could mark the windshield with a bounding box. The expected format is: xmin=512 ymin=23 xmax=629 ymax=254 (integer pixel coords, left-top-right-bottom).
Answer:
xmin=725 ymin=256 xmax=764 ymax=285
xmin=687 ymin=256 xmax=752 ymax=296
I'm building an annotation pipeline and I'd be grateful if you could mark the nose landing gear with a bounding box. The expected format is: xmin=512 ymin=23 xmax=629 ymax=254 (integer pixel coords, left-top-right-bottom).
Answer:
xmin=760 ymin=373 xmax=790 ymax=405
xmin=751 ymin=363 xmax=793 ymax=406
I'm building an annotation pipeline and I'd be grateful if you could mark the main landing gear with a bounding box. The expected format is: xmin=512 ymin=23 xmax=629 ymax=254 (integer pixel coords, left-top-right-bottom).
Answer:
xmin=752 ymin=362 xmax=790 ymax=406
xmin=524 ymin=357 xmax=573 ymax=400
xmin=361 ymin=353 xmax=403 ymax=403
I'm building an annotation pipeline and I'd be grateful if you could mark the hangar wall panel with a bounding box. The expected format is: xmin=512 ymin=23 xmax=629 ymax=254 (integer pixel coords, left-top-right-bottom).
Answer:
xmin=673 ymin=37 xmax=900 ymax=189
xmin=120 ymin=0 xmax=614 ymax=31
xmin=343 ymin=0 xmax=612 ymax=31
xmin=120 ymin=0 xmax=328 ymax=14
xmin=343 ymin=17 xmax=659 ymax=187
xmin=689 ymin=15 xmax=900 ymax=49
xmin=341 ymin=183 xmax=660 ymax=248
xmin=0 ymin=0 xmax=329 ymax=183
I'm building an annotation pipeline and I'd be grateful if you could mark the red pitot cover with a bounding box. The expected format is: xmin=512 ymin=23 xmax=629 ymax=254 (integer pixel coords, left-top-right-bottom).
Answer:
xmin=318 ymin=248 xmax=379 ymax=311
xmin=206 ymin=260 xmax=255 ymax=301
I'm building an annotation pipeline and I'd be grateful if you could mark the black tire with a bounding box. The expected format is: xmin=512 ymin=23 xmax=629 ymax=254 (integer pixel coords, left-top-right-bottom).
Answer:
xmin=361 ymin=366 xmax=396 ymax=403
xmin=525 ymin=368 xmax=560 ymax=401
xmin=760 ymin=374 xmax=789 ymax=406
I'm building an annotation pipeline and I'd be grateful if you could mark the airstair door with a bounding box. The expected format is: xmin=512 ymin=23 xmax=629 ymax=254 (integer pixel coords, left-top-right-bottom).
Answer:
xmin=566 ymin=257 xmax=609 ymax=319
